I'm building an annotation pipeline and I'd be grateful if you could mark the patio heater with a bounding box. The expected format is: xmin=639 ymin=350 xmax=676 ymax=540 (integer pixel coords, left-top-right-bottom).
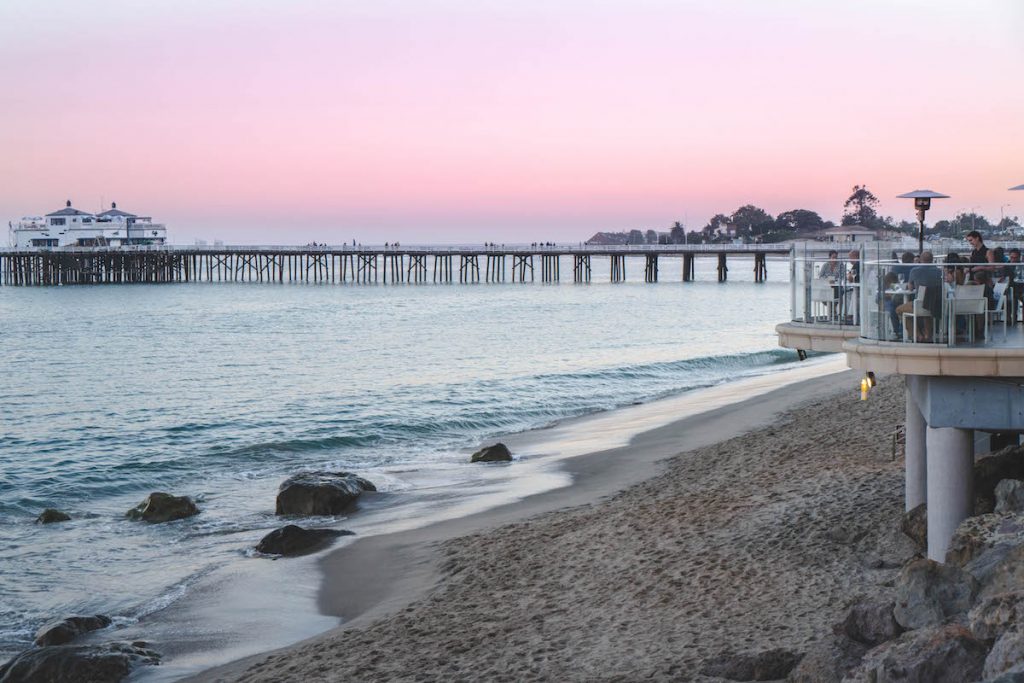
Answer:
xmin=897 ymin=189 xmax=950 ymax=255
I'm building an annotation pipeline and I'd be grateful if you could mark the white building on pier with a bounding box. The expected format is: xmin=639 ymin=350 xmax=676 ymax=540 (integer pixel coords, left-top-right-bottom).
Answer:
xmin=9 ymin=200 xmax=168 ymax=248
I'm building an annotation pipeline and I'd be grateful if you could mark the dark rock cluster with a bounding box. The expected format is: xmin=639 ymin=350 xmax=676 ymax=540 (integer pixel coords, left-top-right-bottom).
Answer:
xmin=805 ymin=446 xmax=1024 ymax=682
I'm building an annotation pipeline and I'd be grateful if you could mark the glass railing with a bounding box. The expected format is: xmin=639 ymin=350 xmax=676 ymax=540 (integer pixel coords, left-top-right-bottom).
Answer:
xmin=789 ymin=243 xmax=864 ymax=327
xmin=859 ymin=243 xmax=1024 ymax=347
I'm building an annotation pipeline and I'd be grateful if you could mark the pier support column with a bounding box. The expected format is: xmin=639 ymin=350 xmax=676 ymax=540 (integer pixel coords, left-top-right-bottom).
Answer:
xmin=905 ymin=387 xmax=927 ymax=512
xmin=925 ymin=426 xmax=974 ymax=562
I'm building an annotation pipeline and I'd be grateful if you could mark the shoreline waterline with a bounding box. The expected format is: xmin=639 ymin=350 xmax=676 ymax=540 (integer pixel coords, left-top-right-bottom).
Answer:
xmin=183 ymin=355 xmax=851 ymax=682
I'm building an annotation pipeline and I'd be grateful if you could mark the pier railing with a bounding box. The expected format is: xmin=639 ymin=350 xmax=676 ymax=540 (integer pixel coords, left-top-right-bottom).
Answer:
xmin=0 ymin=243 xmax=788 ymax=286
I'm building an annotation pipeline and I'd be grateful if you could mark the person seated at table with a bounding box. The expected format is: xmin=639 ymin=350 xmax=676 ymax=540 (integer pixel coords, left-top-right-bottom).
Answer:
xmin=818 ymin=250 xmax=844 ymax=280
xmin=944 ymin=253 xmax=966 ymax=288
xmin=988 ymin=247 xmax=1008 ymax=283
xmin=895 ymin=251 xmax=942 ymax=342
xmin=893 ymin=251 xmax=916 ymax=281
xmin=1008 ymin=248 xmax=1022 ymax=324
xmin=968 ymin=269 xmax=999 ymax=339
xmin=847 ymin=250 xmax=860 ymax=283
xmin=880 ymin=271 xmax=902 ymax=340
xmin=973 ymin=269 xmax=998 ymax=307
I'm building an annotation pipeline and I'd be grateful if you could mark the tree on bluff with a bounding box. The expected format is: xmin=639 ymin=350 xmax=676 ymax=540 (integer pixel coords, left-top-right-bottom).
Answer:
xmin=701 ymin=213 xmax=732 ymax=241
xmin=669 ymin=222 xmax=686 ymax=244
xmin=842 ymin=185 xmax=881 ymax=228
xmin=730 ymin=205 xmax=775 ymax=238
xmin=774 ymin=209 xmax=824 ymax=235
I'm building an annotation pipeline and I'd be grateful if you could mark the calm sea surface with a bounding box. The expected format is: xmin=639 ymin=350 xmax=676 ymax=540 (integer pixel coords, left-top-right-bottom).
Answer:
xmin=0 ymin=254 xmax=801 ymax=674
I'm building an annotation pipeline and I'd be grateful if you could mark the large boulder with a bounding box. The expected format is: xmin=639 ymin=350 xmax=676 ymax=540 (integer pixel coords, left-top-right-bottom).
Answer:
xmin=985 ymin=662 xmax=1024 ymax=682
xmin=34 ymin=615 xmax=112 ymax=646
xmin=986 ymin=630 xmax=1024 ymax=680
xmin=893 ymin=559 xmax=979 ymax=630
xmin=785 ymin=634 xmax=866 ymax=683
xmin=0 ymin=642 xmax=160 ymax=682
xmin=971 ymin=593 xmax=1024 ymax=641
xmin=973 ymin=545 xmax=1024 ymax=601
xmin=947 ymin=513 xmax=1024 ymax=568
xmin=35 ymin=509 xmax=71 ymax=524
xmin=254 ymin=525 xmax=354 ymax=557
xmin=470 ymin=443 xmax=512 ymax=463
xmin=840 ymin=598 xmax=903 ymax=646
xmin=275 ymin=472 xmax=376 ymax=516
xmin=998 ymin=481 xmax=1024 ymax=514
xmin=847 ymin=624 xmax=987 ymax=683
xmin=126 ymin=492 xmax=199 ymax=523
xmin=977 ymin=448 xmax=1024 ymax=514
xmin=901 ymin=504 xmax=928 ymax=554
xmin=699 ymin=648 xmax=802 ymax=681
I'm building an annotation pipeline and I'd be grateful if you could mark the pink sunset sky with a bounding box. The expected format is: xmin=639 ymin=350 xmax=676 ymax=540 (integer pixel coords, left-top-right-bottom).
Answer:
xmin=0 ymin=0 xmax=1021 ymax=244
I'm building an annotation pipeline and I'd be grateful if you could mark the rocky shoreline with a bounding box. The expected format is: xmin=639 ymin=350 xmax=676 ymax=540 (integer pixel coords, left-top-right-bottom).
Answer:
xmin=2 ymin=470 xmax=382 ymax=682
xmin=207 ymin=377 xmax=1024 ymax=682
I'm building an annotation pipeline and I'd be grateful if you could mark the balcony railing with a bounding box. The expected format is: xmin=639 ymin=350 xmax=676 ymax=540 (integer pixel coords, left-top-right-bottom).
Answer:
xmin=789 ymin=244 xmax=862 ymax=328
xmin=858 ymin=243 xmax=1024 ymax=348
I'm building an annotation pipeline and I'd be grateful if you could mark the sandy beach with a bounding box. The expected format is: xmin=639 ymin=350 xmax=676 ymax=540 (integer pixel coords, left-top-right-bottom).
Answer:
xmin=194 ymin=369 xmax=914 ymax=682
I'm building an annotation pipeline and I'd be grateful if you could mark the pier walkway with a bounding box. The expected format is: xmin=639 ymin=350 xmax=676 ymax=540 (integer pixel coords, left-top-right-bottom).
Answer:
xmin=0 ymin=244 xmax=789 ymax=286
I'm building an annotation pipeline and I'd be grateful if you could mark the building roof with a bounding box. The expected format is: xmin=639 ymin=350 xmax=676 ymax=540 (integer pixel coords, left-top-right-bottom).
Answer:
xmin=96 ymin=202 xmax=137 ymax=219
xmin=46 ymin=200 xmax=93 ymax=218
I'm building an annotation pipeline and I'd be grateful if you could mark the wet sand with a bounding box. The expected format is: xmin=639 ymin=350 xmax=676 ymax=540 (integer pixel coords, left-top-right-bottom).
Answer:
xmin=193 ymin=369 xmax=912 ymax=682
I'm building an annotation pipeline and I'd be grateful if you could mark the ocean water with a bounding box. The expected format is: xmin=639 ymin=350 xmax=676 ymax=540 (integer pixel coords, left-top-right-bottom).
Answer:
xmin=0 ymin=254 xmax=803 ymax=676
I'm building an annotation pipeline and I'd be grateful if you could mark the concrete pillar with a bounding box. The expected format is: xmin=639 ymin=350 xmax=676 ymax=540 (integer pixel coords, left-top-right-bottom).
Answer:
xmin=926 ymin=426 xmax=974 ymax=562
xmin=905 ymin=387 xmax=927 ymax=511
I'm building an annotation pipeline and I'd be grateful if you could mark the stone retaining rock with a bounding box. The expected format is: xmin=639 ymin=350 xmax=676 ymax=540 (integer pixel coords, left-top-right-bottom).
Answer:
xmin=254 ymin=525 xmax=354 ymax=557
xmin=275 ymin=472 xmax=376 ymax=516
xmin=0 ymin=642 xmax=160 ymax=682
xmin=901 ymin=503 xmax=928 ymax=554
xmin=35 ymin=509 xmax=70 ymax=524
xmin=34 ymin=615 xmax=112 ymax=646
xmin=948 ymin=513 xmax=1024 ymax=568
xmin=975 ymin=545 xmax=1024 ymax=601
xmin=971 ymin=593 xmax=1024 ymax=641
xmin=840 ymin=598 xmax=903 ymax=646
xmin=986 ymin=630 xmax=1024 ymax=679
xmin=997 ymin=480 xmax=1024 ymax=514
xmin=126 ymin=492 xmax=199 ymax=523
xmin=985 ymin=662 xmax=1024 ymax=682
xmin=976 ymin=448 xmax=1024 ymax=514
xmin=894 ymin=559 xmax=979 ymax=630
xmin=470 ymin=443 xmax=512 ymax=463
xmin=847 ymin=624 xmax=987 ymax=683
xmin=699 ymin=648 xmax=802 ymax=681
xmin=785 ymin=634 xmax=866 ymax=683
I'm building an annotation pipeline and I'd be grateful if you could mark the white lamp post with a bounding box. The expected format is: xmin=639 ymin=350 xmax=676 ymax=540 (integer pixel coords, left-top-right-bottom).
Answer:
xmin=898 ymin=189 xmax=950 ymax=255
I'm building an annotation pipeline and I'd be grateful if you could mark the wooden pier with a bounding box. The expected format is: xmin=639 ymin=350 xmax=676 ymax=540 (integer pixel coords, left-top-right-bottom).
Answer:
xmin=0 ymin=245 xmax=789 ymax=287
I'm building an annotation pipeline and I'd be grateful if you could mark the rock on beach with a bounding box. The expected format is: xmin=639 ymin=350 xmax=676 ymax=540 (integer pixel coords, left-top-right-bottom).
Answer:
xmin=0 ymin=642 xmax=160 ymax=683
xmin=275 ymin=471 xmax=376 ymax=516
xmin=470 ymin=443 xmax=512 ymax=463
xmin=125 ymin=492 xmax=199 ymax=523
xmin=255 ymin=525 xmax=354 ymax=557
xmin=35 ymin=508 xmax=71 ymax=524
xmin=34 ymin=614 xmax=112 ymax=646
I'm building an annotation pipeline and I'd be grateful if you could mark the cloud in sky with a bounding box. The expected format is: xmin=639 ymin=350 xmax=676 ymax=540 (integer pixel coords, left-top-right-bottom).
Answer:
xmin=0 ymin=0 xmax=1021 ymax=243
